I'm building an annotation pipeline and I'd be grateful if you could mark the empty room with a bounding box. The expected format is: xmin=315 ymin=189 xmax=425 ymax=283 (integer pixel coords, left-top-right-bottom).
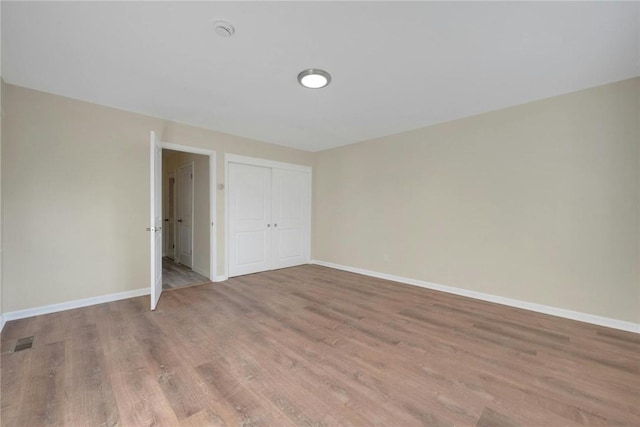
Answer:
xmin=1 ymin=2 xmax=639 ymax=426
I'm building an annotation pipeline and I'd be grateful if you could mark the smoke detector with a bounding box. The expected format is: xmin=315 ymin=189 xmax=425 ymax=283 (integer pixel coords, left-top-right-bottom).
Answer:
xmin=214 ymin=21 xmax=235 ymax=37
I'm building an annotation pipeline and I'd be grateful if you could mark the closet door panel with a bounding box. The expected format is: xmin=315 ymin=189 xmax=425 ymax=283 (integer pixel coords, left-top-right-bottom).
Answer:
xmin=228 ymin=163 xmax=272 ymax=277
xmin=272 ymin=169 xmax=310 ymax=269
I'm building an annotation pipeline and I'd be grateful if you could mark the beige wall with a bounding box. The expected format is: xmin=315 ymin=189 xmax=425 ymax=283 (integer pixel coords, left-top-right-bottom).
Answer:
xmin=314 ymin=78 xmax=640 ymax=323
xmin=1 ymin=83 xmax=314 ymax=312
xmin=163 ymin=149 xmax=210 ymax=276
xmin=0 ymin=78 xmax=3 ymax=319
xmin=3 ymin=78 xmax=638 ymax=324
xmin=0 ymin=0 xmax=4 ymax=317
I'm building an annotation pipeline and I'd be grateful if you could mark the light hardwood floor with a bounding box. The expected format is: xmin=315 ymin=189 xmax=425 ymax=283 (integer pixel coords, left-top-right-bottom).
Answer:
xmin=1 ymin=265 xmax=639 ymax=426
xmin=162 ymin=257 xmax=210 ymax=290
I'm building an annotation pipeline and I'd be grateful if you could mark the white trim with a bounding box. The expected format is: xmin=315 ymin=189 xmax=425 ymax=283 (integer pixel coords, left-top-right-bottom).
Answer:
xmin=224 ymin=154 xmax=312 ymax=279
xmin=216 ymin=275 xmax=229 ymax=282
xmin=1 ymin=315 xmax=6 ymax=334
xmin=161 ymin=142 xmax=215 ymax=157
xmin=310 ymin=260 xmax=640 ymax=334
xmin=225 ymin=153 xmax=312 ymax=174
xmin=156 ymin=141 xmax=217 ymax=284
xmin=1 ymin=288 xmax=150 ymax=324
xmin=208 ymin=153 xmax=218 ymax=282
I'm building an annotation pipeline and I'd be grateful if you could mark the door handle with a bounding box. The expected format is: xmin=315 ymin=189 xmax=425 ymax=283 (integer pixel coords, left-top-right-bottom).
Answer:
xmin=177 ymin=219 xmax=183 ymax=223
xmin=274 ymin=223 xmax=278 ymax=227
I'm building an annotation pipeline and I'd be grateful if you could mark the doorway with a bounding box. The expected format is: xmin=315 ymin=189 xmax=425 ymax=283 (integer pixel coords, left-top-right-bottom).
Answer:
xmin=162 ymin=151 xmax=208 ymax=290
xmin=149 ymin=131 xmax=217 ymax=310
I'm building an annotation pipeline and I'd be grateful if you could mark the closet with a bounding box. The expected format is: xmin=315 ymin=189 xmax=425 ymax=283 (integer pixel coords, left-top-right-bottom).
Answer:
xmin=227 ymin=156 xmax=311 ymax=277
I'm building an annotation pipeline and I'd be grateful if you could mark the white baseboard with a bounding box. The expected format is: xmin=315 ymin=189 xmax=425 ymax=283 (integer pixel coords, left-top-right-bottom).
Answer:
xmin=310 ymin=260 xmax=640 ymax=334
xmin=0 ymin=314 xmax=5 ymax=334
xmin=215 ymin=275 xmax=228 ymax=282
xmin=1 ymin=288 xmax=150 ymax=327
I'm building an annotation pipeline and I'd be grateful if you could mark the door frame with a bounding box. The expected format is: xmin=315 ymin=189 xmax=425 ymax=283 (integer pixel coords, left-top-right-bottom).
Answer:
xmin=224 ymin=154 xmax=312 ymax=279
xmin=176 ymin=161 xmax=195 ymax=268
xmin=152 ymin=141 xmax=218 ymax=292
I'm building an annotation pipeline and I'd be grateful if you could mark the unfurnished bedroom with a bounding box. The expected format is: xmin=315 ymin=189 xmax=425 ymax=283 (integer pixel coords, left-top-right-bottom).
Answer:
xmin=0 ymin=2 xmax=639 ymax=426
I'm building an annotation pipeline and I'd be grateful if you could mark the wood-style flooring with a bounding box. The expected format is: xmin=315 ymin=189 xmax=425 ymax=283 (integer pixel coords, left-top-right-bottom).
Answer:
xmin=162 ymin=257 xmax=210 ymax=290
xmin=1 ymin=265 xmax=639 ymax=426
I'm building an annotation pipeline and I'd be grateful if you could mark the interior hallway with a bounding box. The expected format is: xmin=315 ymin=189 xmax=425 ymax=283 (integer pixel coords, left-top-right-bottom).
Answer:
xmin=162 ymin=257 xmax=209 ymax=290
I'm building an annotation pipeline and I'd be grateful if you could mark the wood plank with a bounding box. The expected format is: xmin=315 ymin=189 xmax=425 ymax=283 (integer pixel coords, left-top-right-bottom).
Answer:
xmin=23 ymin=341 xmax=66 ymax=426
xmin=2 ymin=265 xmax=639 ymax=426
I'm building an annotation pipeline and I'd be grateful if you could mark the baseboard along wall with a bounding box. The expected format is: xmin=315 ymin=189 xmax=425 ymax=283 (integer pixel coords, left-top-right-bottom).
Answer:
xmin=2 ymin=263 xmax=638 ymax=335
xmin=310 ymin=260 xmax=640 ymax=334
xmin=0 ymin=288 xmax=150 ymax=332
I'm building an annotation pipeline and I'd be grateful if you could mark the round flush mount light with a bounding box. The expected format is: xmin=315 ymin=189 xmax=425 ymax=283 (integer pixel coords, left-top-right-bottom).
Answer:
xmin=213 ymin=20 xmax=235 ymax=37
xmin=297 ymin=69 xmax=331 ymax=89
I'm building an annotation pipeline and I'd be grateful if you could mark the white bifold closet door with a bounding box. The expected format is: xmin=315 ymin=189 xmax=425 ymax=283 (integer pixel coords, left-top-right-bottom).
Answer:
xmin=229 ymin=163 xmax=272 ymax=276
xmin=228 ymin=162 xmax=310 ymax=277
xmin=271 ymin=168 xmax=309 ymax=269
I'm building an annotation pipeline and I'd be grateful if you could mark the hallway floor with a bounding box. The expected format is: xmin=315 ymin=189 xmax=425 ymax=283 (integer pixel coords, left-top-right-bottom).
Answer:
xmin=162 ymin=257 xmax=209 ymax=290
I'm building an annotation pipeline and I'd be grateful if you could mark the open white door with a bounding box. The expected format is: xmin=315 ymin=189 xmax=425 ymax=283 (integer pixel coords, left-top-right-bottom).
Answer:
xmin=150 ymin=131 xmax=163 ymax=310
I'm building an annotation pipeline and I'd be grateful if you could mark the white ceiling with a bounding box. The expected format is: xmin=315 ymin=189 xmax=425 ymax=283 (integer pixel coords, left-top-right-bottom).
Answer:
xmin=2 ymin=1 xmax=639 ymax=152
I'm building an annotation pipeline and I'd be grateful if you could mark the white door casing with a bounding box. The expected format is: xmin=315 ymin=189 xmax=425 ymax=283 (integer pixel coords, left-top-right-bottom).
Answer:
xmin=228 ymin=163 xmax=272 ymax=277
xmin=271 ymin=168 xmax=310 ymax=269
xmin=178 ymin=162 xmax=194 ymax=268
xmin=149 ymin=131 xmax=163 ymax=310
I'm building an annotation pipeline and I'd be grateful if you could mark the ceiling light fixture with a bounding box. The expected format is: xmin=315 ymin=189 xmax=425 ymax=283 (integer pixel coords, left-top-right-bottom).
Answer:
xmin=297 ymin=69 xmax=331 ymax=89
